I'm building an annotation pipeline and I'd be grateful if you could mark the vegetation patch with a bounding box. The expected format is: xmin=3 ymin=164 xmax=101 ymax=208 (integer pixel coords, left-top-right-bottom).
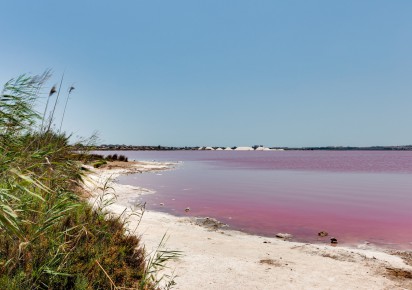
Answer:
xmin=0 ymin=73 xmax=174 ymax=289
xmin=105 ymin=154 xmax=128 ymax=162
xmin=385 ymin=267 xmax=412 ymax=279
xmin=92 ymin=160 xmax=107 ymax=168
xmin=259 ymin=259 xmax=282 ymax=267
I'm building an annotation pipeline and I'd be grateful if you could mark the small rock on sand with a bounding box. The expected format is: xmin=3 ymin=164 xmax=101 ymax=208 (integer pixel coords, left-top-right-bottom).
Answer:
xmin=195 ymin=217 xmax=228 ymax=230
xmin=276 ymin=233 xmax=293 ymax=239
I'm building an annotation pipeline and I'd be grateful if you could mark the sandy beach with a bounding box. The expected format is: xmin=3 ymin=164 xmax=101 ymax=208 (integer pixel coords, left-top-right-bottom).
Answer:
xmin=84 ymin=161 xmax=412 ymax=290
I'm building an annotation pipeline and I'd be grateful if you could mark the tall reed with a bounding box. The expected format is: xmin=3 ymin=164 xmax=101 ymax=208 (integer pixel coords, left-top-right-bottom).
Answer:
xmin=0 ymin=72 xmax=176 ymax=289
xmin=59 ymin=85 xmax=74 ymax=133
xmin=46 ymin=72 xmax=64 ymax=132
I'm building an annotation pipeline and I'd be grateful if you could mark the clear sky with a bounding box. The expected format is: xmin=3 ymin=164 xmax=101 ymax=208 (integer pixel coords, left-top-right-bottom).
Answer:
xmin=1 ymin=1 xmax=412 ymax=147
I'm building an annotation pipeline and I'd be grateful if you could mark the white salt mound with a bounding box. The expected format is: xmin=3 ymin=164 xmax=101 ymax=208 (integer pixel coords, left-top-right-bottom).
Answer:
xmin=234 ymin=146 xmax=254 ymax=151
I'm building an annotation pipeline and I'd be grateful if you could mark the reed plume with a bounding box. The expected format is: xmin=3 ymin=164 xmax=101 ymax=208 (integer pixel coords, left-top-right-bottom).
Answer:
xmin=46 ymin=73 xmax=64 ymax=132
xmin=41 ymin=85 xmax=56 ymax=131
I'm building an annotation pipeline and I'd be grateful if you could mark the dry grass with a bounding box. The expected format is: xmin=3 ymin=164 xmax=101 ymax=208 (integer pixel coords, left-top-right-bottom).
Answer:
xmin=259 ymin=259 xmax=282 ymax=267
xmin=385 ymin=267 xmax=412 ymax=279
xmin=391 ymin=251 xmax=412 ymax=267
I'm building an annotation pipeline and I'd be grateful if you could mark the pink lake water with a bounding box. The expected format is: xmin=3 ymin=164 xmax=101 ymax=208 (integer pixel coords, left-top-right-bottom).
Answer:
xmin=97 ymin=151 xmax=412 ymax=249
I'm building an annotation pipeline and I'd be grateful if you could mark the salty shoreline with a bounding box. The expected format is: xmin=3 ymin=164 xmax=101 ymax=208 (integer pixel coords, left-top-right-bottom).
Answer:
xmin=84 ymin=161 xmax=412 ymax=289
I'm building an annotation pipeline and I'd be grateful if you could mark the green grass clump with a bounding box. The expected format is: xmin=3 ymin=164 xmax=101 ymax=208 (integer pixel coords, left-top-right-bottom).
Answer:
xmin=92 ymin=160 xmax=107 ymax=168
xmin=0 ymin=73 xmax=163 ymax=289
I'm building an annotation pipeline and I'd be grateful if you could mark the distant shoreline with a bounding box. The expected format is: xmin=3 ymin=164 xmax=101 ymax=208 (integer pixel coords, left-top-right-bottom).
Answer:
xmin=90 ymin=145 xmax=412 ymax=151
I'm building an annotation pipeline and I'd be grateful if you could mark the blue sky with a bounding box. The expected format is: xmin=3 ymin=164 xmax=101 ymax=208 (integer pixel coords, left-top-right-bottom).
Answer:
xmin=1 ymin=1 xmax=412 ymax=147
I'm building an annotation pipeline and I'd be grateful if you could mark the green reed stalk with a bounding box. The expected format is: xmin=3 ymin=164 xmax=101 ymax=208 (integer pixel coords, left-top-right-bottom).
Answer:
xmin=59 ymin=85 xmax=74 ymax=133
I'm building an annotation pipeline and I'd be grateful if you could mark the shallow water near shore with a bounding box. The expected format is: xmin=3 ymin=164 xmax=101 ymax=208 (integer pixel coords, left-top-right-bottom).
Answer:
xmin=97 ymin=150 xmax=412 ymax=250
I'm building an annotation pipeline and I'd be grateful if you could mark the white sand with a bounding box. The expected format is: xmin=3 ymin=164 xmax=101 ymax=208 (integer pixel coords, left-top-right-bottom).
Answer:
xmin=84 ymin=162 xmax=412 ymax=290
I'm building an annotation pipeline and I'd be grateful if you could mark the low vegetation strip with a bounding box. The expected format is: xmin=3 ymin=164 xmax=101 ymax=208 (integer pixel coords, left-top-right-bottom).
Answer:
xmin=0 ymin=73 xmax=156 ymax=289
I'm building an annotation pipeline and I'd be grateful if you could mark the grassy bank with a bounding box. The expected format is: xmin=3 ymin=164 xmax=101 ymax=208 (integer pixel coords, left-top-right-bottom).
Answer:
xmin=0 ymin=73 xmax=156 ymax=289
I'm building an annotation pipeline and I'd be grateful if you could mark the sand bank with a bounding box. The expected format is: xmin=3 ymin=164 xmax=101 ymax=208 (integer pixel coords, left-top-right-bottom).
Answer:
xmin=84 ymin=161 xmax=412 ymax=290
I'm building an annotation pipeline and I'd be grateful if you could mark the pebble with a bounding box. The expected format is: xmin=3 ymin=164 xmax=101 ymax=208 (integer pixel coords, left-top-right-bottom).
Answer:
xmin=330 ymin=237 xmax=338 ymax=244
xmin=185 ymin=207 xmax=190 ymax=212
xmin=318 ymin=231 xmax=328 ymax=237
xmin=276 ymin=233 xmax=293 ymax=239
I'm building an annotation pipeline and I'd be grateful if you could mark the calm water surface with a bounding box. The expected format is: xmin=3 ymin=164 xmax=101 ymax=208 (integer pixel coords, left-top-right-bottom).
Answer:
xmin=97 ymin=151 xmax=412 ymax=249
